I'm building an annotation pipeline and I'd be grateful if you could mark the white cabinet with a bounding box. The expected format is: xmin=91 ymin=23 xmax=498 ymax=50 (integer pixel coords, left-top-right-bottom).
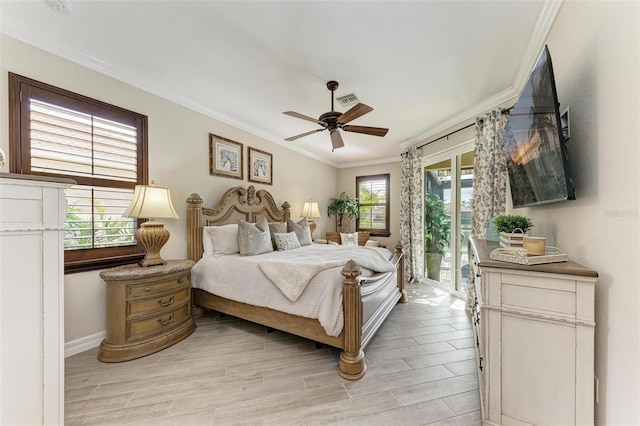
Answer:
xmin=0 ymin=173 xmax=74 ymax=425
xmin=468 ymin=238 xmax=597 ymax=426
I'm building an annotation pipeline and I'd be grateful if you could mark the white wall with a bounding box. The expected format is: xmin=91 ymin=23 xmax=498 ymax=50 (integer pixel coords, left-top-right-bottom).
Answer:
xmin=534 ymin=3 xmax=639 ymax=424
xmin=0 ymin=35 xmax=338 ymax=344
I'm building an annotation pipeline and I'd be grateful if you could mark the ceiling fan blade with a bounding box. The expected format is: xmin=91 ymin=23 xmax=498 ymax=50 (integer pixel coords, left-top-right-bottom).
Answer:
xmin=342 ymin=125 xmax=389 ymax=137
xmin=337 ymin=103 xmax=373 ymax=124
xmin=285 ymin=128 xmax=326 ymax=141
xmin=330 ymin=130 xmax=345 ymax=151
xmin=283 ymin=111 xmax=325 ymax=125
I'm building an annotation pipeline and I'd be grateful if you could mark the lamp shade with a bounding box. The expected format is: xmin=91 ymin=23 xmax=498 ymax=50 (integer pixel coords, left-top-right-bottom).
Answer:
xmin=300 ymin=201 xmax=321 ymax=218
xmin=123 ymin=184 xmax=179 ymax=220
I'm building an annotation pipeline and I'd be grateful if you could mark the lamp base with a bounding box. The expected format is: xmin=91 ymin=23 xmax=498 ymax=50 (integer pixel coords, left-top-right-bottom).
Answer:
xmin=135 ymin=220 xmax=169 ymax=267
xmin=308 ymin=219 xmax=317 ymax=240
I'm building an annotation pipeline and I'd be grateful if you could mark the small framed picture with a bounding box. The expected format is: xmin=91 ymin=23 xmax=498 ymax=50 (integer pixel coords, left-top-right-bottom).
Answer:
xmin=209 ymin=134 xmax=243 ymax=180
xmin=247 ymin=147 xmax=273 ymax=185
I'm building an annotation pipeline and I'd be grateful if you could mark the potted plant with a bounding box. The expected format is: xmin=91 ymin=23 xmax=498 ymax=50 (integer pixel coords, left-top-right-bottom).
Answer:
xmin=327 ymin=192 xmax=359 ymax=233
xmin=424 ymin=193 xmax=451 ymax=281
xmin=494 ymin=215 xmax=534 ymax=247
xmin=493 ymin=215 xmax=534 ymax=234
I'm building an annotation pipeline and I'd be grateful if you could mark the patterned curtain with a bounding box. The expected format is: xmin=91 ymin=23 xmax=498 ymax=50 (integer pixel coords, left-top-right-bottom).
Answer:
xmin=471 ymin=109 xmax=510 ymax=238
xmin=400 ymin=146 xmax=424 ymax=283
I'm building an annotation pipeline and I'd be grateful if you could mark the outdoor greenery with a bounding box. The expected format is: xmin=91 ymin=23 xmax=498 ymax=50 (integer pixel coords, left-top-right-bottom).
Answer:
xmin=493 ymin=215 xmax=534 ymax=234
xmin=65 ymin=200 xmax=136 ymax=250
xmin=424 ymin=193 xmax=451 ymax=254
xmin=327 ymin=192 xmax=359 ymax=232
xmin=358 ymin=185 xmax=385 ymax=229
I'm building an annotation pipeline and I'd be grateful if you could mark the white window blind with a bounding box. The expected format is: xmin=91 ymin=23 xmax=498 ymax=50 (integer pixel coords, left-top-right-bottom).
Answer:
xmin=64 ymin=186 xmax=137 ymax=250
xmin=357 ymin=175 xmax=389 ymax=232
xmin=29 ymin=98 xmax=138 ymax=250
xmin=30 ymin=99 xmax=138 ymax=181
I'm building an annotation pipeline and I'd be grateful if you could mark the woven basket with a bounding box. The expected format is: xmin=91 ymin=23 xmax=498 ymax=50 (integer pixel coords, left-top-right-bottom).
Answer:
xmin=325 ymin=232 xmax=340 ymax=244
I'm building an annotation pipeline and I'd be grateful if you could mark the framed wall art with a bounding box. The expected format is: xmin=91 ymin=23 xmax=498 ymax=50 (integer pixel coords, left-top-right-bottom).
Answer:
xmin=209 ymin=133 xmax=243 ymax=180
xmin=247 ymin=147 xmax=273 ymax=185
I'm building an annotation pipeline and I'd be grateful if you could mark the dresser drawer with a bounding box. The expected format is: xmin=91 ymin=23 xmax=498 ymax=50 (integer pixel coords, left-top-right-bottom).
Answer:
xmin=127 ymin=274 xmax=190 ymax=297
xmin=127 ymin=287 xmax=190 ymax=317
xmin=126 ymin=303 xmax=190 ymax=341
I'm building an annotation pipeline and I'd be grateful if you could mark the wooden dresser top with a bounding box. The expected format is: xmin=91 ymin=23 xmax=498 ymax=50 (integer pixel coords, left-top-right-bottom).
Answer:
xmin=470 ymin=237 xmax=598 ymax=278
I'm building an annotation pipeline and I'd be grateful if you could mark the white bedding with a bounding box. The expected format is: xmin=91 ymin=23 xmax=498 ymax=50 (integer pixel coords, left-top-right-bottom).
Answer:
xmin=191 ymin=244 xmax=395 ymax=336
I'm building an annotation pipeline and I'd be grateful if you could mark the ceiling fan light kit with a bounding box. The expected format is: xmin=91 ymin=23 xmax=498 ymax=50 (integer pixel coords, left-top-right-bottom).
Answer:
xmin=283 ymin=80 xmax=388 ymax=151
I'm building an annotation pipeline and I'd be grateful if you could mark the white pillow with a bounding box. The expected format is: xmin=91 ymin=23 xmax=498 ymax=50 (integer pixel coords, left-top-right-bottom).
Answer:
xmin=204 ymin=224 xmax=240 ymax=257
xmin=202 ymin=226 xmax=216 ymax=255
xmin=287 ymin=218 xmax=312 ymax=246
xmin=272 ymin=232 xmax=301 ymax=251
xmin=340 ymin=232 xmax=358 ymax=246
xmin=365 ymin=239 xmax=380 ymax=247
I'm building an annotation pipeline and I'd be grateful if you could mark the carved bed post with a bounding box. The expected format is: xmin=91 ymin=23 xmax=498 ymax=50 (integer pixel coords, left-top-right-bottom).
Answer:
xmin=339 ymin=260 xmax=366 ymax=380
xmin=186 ymin=193 xmax=204 ymax=262
xmin=396 ymin=241 xmax=408 ymax=303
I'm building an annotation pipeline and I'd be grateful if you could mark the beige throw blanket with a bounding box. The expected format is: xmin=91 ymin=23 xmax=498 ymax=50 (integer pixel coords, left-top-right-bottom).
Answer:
xmin=258 ymin=246 xmax=396 ymax=302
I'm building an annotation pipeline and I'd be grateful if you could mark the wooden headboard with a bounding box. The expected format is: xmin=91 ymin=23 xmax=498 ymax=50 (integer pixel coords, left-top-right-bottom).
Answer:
xmin=186 ymin=185 xmax=291 ymax=262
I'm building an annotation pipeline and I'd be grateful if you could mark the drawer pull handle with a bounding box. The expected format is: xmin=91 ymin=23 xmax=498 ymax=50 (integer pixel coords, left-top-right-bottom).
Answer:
xmin=144 ymin=287 xmax=152 ymax=293
xmin=178 ymin=278 xmax=185 ymax=284
xmin=157 ymin=313 xmax=174 ymax=326
xmin=157 ymin=295 xmax=174 ymax=307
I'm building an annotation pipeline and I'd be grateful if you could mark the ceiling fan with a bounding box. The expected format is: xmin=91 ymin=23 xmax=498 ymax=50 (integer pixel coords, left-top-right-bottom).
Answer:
xmin=283 ymin=81 xmax=389 ymax=151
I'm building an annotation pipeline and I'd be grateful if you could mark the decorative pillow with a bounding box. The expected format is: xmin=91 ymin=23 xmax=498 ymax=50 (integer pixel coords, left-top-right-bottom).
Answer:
xmin=272 ymin=232 xmax=301 ymax=251
xmin=287 ymin=218 xmax=312 ymax=246
xmin=365 ymin=239 xmax=380 ymax=247
xmin=268 ymin=222 xmax=288 ymax=249
xmin=203 ymin=224 xmax=239 ymax=256
xmin=340 ymin=232 xmax=358 ymax=246
xmin=238 ymin=218 xmax=273 ymax=256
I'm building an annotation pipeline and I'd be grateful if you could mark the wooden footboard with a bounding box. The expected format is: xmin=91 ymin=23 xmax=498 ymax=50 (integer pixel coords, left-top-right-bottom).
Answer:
xmin=186 ymin=186 xmax=405 ymax=380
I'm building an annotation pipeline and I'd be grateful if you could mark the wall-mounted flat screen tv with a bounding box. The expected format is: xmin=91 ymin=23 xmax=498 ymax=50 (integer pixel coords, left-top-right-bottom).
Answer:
xmin=503 ymin=45 xmax=575 ymax=208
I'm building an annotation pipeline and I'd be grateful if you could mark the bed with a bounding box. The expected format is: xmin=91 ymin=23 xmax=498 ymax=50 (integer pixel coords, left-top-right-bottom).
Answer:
xmin=186 ymin=185 xmax=406 ymax=380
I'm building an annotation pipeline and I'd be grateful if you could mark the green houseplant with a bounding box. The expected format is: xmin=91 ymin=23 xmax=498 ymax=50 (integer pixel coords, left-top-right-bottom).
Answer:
xmin=493 ymin=215 xmax=534 ymax=234
xmin=424 ymin=193 xmax=451 ymax=281
xmin=327 ymin=192 xmax=359 ymax=232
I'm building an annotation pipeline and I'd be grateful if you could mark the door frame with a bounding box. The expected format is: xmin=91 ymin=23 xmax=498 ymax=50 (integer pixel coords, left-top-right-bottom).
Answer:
xmin=422 ymin=140 xmax=474 ymax=298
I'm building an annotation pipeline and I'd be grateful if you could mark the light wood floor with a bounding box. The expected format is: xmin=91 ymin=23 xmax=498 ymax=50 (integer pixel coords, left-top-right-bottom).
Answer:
xmin=65 ymin=283 xmax=481 ymax=425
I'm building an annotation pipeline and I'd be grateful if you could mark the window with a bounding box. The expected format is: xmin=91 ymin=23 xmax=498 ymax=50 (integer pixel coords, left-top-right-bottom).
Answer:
xmin=356 ymin=174 xmax=390 ymax=237
xmin=9 ymin=73 xmax=148 ymax=273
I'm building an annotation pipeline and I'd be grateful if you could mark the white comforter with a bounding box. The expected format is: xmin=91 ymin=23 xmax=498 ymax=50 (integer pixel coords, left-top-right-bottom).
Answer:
xmin=191 ymin=244 xmax=395 ymax=336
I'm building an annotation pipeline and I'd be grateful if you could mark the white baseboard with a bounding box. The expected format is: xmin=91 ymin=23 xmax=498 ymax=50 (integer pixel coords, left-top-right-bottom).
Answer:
xmin=65 ymin=331 xmax=105 ymax=358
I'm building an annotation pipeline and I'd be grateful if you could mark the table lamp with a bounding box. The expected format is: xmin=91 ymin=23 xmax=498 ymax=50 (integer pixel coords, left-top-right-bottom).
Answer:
xmin=300 ymin=200 xmax=321 ymax=239
xmin=123 ymin=182 xmax=179 ymax=267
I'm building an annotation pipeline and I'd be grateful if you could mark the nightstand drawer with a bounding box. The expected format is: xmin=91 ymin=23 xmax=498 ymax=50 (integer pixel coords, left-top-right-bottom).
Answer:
xmin=127 ymin=275 xmax=190 ymax=297
xmin=127 ymin=303 xmax=190 ymax=341
xmin=127 ymin=287 xmax=190 ymax=317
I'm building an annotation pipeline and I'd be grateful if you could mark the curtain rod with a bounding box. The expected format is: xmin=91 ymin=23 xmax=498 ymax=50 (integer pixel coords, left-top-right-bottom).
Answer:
xmin=415 ymin=106 xmax=513 ymax=151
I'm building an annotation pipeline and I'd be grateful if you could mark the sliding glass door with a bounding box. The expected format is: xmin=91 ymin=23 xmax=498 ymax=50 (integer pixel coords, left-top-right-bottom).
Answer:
xmin=423 ymin=143 xmax=474 ymax=296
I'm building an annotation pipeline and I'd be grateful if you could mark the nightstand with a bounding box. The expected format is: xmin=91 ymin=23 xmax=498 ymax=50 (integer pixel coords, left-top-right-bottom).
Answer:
xmin=98 ymin=259 xmax=196 ymax=362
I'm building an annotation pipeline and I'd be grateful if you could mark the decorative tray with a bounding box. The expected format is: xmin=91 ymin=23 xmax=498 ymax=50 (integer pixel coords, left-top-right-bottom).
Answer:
xmin=490 ymin=246 xmax=568 ymax=265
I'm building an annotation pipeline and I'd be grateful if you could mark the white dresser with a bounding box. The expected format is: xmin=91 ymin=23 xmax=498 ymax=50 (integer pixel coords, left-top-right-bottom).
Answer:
xmin=468 ymin=238 xmax=597 ymax=426
xmin=0 ymin=173 xmax=74 ymax=425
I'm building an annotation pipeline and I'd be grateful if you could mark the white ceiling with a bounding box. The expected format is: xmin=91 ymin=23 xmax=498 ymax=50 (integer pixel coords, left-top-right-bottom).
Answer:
xmin=0 ymin=1 xmax=559 ymax=168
